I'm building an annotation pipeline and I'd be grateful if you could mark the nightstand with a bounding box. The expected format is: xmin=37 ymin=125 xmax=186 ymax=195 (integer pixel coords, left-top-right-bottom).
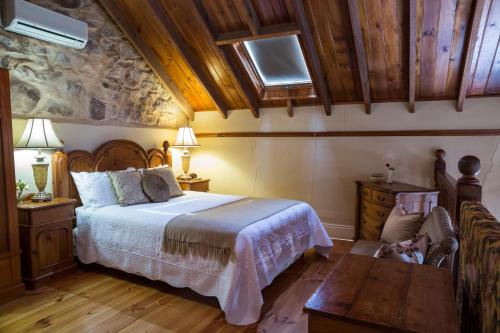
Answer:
xmin=17 ymin=198 xmax=78 ymax=289
xmin=178 ymin=178 xmax=210 ymax=192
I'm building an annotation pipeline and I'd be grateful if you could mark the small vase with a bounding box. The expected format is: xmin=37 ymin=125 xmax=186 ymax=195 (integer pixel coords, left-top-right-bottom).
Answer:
xmin=386 ymin=170 xmax=393 ymax=184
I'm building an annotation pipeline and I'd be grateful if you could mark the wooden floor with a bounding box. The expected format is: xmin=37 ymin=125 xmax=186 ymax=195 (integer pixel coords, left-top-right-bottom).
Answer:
xmin=0 ymin=241 xmax=353 ymax=333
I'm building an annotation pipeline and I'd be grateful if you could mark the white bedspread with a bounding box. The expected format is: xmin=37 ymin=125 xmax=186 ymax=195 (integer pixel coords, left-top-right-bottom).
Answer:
xmin=75 ymin=191 xmax=333 ymax=325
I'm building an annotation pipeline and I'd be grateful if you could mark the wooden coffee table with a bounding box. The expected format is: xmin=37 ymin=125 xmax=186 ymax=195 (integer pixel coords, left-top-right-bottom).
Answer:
xmin=304 ymin=254 xmax=459 ymax=333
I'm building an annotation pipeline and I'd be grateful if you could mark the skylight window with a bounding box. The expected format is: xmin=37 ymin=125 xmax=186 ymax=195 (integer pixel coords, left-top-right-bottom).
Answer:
xmin=243 ymin=35 xmax=312 ymax=86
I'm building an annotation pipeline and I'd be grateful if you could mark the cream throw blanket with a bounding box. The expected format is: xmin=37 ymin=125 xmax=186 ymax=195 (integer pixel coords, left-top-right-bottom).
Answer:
xmin=163 ymin=197 xmax=301 ymax=265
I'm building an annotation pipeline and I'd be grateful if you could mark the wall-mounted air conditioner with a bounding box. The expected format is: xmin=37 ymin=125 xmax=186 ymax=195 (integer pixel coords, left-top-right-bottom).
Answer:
xmin=2 ymin=0 xmax=88 ymax=49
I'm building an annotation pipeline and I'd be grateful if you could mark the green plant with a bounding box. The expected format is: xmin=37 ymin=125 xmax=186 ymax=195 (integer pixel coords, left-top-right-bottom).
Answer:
xmin=16 ymin=179 xmax=29 ymax=203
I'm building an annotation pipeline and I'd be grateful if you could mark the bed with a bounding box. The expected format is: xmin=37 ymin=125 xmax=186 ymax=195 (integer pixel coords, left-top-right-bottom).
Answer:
xmin=52 ymin=139 xmax=333 ymax=325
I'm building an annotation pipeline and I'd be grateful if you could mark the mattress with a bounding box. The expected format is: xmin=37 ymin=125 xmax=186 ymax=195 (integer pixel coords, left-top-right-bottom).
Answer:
xmin=75 ymin=191 xmax=333 ymax=325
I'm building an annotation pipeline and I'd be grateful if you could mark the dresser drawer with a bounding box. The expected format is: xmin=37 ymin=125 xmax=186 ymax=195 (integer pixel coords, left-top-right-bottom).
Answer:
xmin=371 ymin=190 xmax=395 ymax=207
xmin=361 ymin=187 xmax=371 ymax=201
xmin=360 ymin=213 xmax=385 ymax=240
xmin=29 ymin=205 xmax=75 ymax=226
xmin=361 ymin=200 xmax=392 ymax=221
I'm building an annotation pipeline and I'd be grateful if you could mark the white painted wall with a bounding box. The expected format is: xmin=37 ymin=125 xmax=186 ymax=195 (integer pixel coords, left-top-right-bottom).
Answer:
xmin=12 ymin=119 xmax=183 ymax=194
xmin=190 ymin=98 xmax=500 ymax=239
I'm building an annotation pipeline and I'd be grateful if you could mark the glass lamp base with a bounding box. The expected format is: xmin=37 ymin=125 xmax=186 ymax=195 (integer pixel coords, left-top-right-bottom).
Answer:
xmin=31 ymin=192 xmax=52 ymax=202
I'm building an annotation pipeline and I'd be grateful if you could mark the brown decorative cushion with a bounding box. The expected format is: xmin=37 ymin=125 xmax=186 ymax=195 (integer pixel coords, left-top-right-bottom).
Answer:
xmin=380 ymin=205 xmax=423 ymax=243
xmin=374 ymin=234 xmax=429 ymax=264
xmin=142 ymin=173 xmax=170 ymax=203
xmin=108 ymin=171 xmax=150 ymax=206
xmin=143 ymin=166 xmax=183 ymax=197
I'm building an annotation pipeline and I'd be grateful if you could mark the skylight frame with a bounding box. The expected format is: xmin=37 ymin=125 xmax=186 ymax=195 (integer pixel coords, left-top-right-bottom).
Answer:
xmin=242 ymin=35 xmax=313 ymax=87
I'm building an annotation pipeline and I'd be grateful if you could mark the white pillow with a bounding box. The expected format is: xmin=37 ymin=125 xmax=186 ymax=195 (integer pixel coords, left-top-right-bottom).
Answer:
xmin=380 ymin=205 xmax=423 ymax=244
xmin=71 ymin=171 xmax=118 ymax=207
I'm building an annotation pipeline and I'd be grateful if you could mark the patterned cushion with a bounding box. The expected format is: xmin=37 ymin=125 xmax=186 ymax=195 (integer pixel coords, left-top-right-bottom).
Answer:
xmin=142 ymin=173 xmax=170 ymax=203
xmin=143 ymin=166 xmax=183 ymax=197
xmin=71 ymin=171 xmax=118 ymax=207
xmin=374 ymin=234 xmax=428 ymax=264
xmin=108 ymin=171 xmax=150 ymax=206
xmin=457 ymin=201 xmax=500 ymax=333
xmin=380 ymin=205 xmax=423 ymax=243
xmin=418 ymin=206 xmax=458 ymax=266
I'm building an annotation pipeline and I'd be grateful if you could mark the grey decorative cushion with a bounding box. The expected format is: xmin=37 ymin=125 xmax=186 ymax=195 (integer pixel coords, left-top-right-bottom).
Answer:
xmin=143 ymin=166 xmax=183 ymax=198
xmin=374 ymin=234 xmax=429 ymax=264
xmin=418 ymin=207 xmax=458 ymax=266
xmin=108 ymin=171 xmax=150 ymax=206
xmin=380 ymin=205 xmax=423 ymax=243
xmin=142 ymin=173 xmax=170 ymax=203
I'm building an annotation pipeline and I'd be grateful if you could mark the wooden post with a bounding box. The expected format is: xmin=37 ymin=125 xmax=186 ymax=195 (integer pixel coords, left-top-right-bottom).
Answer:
xmin=456 ymin=155 xmax=482 ymax=224
xmin=434 ymin=149 xmax=446 ymax=187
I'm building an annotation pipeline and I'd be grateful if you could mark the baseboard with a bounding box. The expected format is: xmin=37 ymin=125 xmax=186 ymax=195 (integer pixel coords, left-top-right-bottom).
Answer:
xmin=322 ymin=223 xmax=355 ymax=240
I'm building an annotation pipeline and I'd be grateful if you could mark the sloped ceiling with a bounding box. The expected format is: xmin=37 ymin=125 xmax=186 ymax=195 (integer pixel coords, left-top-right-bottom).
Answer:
xmin=100 ymin=0 xmax=500 ymax=117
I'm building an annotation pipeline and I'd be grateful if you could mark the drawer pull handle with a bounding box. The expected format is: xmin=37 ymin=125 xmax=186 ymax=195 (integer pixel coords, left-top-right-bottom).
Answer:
xmin=376 ymin=195 xmax=386 ymax=201
xmin=376 ymin=224 xmax=383 ymax=231
xmin=376 ymin=211 xmax=385 ymax=217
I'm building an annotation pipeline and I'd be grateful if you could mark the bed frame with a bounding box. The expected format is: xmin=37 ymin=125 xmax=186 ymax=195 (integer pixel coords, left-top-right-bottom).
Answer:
xmin=51 ymin=139 xmax=172 ymax=203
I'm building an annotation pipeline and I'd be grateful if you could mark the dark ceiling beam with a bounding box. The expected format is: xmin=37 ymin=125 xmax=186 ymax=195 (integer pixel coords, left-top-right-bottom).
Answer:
xmin=286 ymin=99 xmax=294 ymax=117
xmin=347 ymin=0 xmax=371 ymax=114
xmin=193 ymin=0 xmax=259 ymax=118
xmin=409 ymin=0 xmax=417 ymax=113
xmin=99 ymin=0 xmax=194 ymax=120
xmin=291 ymin=0 xmax=332 ymax=116
xmin=457 ymin=0 xmax=487 ymax=112
xmin=234 ymin=0 xmax=260 ymax=35
xmin=215 ymin=23 xmax=301 ymax=46
xmin=147 ymin=0 xmax=228 ymax=118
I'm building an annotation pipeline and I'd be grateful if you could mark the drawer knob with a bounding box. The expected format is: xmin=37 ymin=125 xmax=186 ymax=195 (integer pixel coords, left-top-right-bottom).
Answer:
xmin=376 ymin=211 xmax=385 ymax=217
xmin=376 ymin=224 xmax=383 ymax=231
xmin=376 ymin=195 xmax=386 ymax=201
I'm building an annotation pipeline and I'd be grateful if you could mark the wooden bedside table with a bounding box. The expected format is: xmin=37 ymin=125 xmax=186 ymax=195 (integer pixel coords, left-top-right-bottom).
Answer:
xmin=178 ymin=179 xmax=210 ymax=192
xmin=17 ymin=198 xmax=78 ymax=289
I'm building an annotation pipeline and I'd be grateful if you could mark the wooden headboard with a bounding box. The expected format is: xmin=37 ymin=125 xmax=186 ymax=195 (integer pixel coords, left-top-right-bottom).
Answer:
xmin=52 ymin=139 xmax=172 ymax=203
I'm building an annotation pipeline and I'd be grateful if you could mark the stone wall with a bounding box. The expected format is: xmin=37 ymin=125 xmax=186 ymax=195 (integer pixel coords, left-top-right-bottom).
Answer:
xmin=0 ymin=0 xmax=187 ymax=127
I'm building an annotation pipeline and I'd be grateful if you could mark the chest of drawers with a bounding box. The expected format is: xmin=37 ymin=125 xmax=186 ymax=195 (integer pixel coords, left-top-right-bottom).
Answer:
xmin=355 ymin=181 xmax=439 ymax=240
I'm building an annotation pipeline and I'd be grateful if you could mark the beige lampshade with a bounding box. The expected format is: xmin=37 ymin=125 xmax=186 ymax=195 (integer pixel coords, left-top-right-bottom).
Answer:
xmin=172 ymin=127 xmax=199 ymax=148
xmin=15 ymin=118 xmax=64 ymax=149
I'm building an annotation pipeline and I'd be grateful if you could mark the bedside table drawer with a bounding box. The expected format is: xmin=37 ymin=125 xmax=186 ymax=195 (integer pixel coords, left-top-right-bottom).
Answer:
xmin=29 ymin=205 xmax=75 ymax=226
xmin=371 ymin=190 xmax=395 ymax=207
xmin=361 ymin=201 xmax=392 ymax=220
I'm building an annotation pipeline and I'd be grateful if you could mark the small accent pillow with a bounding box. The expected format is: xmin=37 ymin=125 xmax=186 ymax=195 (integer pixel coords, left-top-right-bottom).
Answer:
xmin=142 ymin=173 xmax=170 ymax=203
xmin=71 ymin=171 xmax=118 ymax=207
xmin=374 ymin=234 xmax=429 ymax=264
xmin=380 ymin=205 xmax=423 ymax=243
xmin=108 ymin=171 xmax=150 ymax=206
xmin=142 ymin=166 xmax=183 ymax=197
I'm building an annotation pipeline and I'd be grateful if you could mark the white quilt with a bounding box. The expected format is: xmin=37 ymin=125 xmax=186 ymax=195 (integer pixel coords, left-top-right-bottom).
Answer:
xmin=75 ymin=191 xmax=333 ymax=325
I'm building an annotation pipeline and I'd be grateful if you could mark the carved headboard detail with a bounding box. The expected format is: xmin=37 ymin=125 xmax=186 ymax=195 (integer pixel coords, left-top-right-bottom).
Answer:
xmin=52 ymin=139 xmax=172 ymax=203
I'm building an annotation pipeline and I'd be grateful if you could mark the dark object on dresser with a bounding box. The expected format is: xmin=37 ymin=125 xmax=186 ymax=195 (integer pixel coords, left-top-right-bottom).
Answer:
xmin=0 ymin=68 xmax=25 ymax=304
xmin=355 ymin=181 xmax=439 ymax=240
xmin=304 ymin=253 xmax=459 ymax=333
xmin=18 ymin=198 xmax=78 ymax=289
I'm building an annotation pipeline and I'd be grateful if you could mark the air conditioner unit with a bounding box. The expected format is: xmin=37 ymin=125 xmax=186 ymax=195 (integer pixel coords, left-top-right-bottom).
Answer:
xmin=2 ymin=0 xmax=88 ymax=49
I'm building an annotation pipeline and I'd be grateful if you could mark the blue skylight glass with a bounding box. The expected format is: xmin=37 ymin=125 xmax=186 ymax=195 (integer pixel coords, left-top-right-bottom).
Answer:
xmin=243 ymin=35 xmax=312 ymax=86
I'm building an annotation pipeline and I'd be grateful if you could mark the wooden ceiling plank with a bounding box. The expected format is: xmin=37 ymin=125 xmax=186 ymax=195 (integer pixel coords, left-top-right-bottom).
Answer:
xmin=215 ymin=22 xmax=301 ymax=45
xmin=409 ymin=0 xmax=417 ymax=113
xmin=457 ymin=0 xmax=488 ymax=111
xmin=234 ymin=0 xmax=261 ymax=35
xmin=146 ymin=0 xmax=228 ymax=118
xmin=347 ymin=0 xmax=372 ymax=114
xmin=445 ymin=0 xmax=474 ymax=97
xmin=194 ymin=2 xmax=260 ymax=118
xmin=99 ymin=0 xmax=195 ymax=120
xmin=291 ymin=0 xmax=332 ymax=116
xmin=286 ymin=99 xmax=294 ymax=117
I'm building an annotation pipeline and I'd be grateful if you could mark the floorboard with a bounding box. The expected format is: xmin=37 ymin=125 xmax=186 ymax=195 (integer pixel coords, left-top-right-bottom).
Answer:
xmin=0 ymin=240 xmax=353 ymax=333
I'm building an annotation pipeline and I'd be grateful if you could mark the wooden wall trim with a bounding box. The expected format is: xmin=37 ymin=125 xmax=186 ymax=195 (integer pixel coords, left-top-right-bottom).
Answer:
xmin=196 ymin=129 xmax=500 ymax=138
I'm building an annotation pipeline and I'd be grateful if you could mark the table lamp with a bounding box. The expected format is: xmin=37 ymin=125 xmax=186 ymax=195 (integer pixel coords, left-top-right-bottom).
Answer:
xmin=15 ymin=118 xmax=64 ymax=202
xmin=172 ymin=127 xmax=199 ymax=180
